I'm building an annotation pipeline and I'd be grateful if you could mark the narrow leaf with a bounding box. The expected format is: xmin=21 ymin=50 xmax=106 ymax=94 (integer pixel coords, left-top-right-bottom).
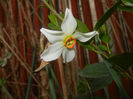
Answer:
xmin=77 ymin=41 xmax=96 ymax=51
xmin=103 ymin=59 xmax=129 ymax=99
xmin=101 ymin=34 xmax=111 ymax=44
xmin=94 ymin=0 xmax=122 ymax=30
xmin=98 ymin=44 xmax=108 ymax=51
xmin=122 ymin=0 xmax=133 ymax=6
xmin=48 ymin=23 xmax=61 ymax=30
xmin=118 ymin=5 xmax=133 ymax=12
xmin=46 ymin=64 xmax=57 ymax=99
xmin=48 ymin=13 xmax=59 ymax=26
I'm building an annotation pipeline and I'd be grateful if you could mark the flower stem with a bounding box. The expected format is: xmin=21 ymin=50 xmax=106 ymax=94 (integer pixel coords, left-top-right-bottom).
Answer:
xmin=42 ymin=0 xmax=63 ymax=21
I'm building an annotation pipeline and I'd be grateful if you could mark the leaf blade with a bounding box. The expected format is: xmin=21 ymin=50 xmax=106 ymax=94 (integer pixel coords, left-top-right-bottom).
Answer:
xmin=103 ymin=59 xmax=129 ymax=99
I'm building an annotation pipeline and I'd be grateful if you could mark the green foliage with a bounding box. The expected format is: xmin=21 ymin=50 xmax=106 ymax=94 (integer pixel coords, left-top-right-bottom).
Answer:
xmin=77 ymin=79 xmax=88 ymax=93
xmin=79 ymin=63 xmax=113 ymax=91
xmin=48 ymin=23 xmax=61 ymax=30
xmin=122 ymin=0 xmax=133 ymax=6
xmin=103 ymin=58 xmax=130 ymax=99
xmin=44 ymin=1 xmax=133 ymax=97
xmin=101 ymin=34 xmax=111 ymax=44
xmin=46 ymin=64 xmax=57 ymax=99
xmin=118 ymin=5 xmax=133 ymax=12
xmin=108 ymin=52 xmax=133 ymax=70
xmin=94 ymin=0 xmax=122 ymax=30
xmin=76 ymin=19 xmax=89 ymax=33
xmin=89 ymin=75 xmax=113 ymax=91
xmin=99 ymin=24 xmax=107 ymax=34
xmin=48 ymin=13 xmax=59 ymax=26
xmin=98 ymin=44 xmax=108 ymax=51
xmin=48 ymin=13 xmax=61 ymax=30
xmin=79 ymin=63 xmax=109 ymax=78
xmin=77 ymin=41 xmax=96 ymax=51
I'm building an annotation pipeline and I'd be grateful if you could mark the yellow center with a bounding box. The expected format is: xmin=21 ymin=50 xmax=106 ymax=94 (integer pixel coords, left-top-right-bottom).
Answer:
xmin=64 ymin=36 xmax=76 ymax=49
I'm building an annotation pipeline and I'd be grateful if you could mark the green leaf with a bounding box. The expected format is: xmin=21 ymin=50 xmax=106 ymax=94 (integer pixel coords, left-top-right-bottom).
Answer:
xmin=48 ymin=13 xmax=59 ymax=26
xmin=99 ymin=24 xmax=107 ymax=34
xmin=98 ymin=44 xmax=108 ymax=51
xmin=118 ymin=5 xmax=133 ymax=12
xmin=79 ymin=62 xmax=109 ymax=78
xmin=103 ymin=59 xmax=129 ymax=99
xmin=122 ymin=0 xmax=133 ymax=7
xmin=108 ymin=52 xmax=133 ymax=70
xmin=101 ymin=34 xmax=111 ymax=44
xmin=48 ymin=23 xmax=61 ymax=30
xmin=76 ymin=19 xmax=89 ymax=33
xmin=94 ymin=0 xmax=122 ymax=30
xmin=77 ymin=41 xmax=96 ymax=51
xmin=46 ymin=64 xmax=57 ymax=99
xmin=89 ymin=75 xmax=113 ymax=91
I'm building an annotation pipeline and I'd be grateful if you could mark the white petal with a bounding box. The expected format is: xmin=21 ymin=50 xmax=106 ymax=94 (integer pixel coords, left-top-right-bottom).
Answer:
xmin=40 ymin=28 xmax=64 ymax=43
xmin=74 ymin=31 xmax=98 ymax=42
xmin=40 ymin=42 xmax=64 ymax=62
xmin=62 ymin=48 xmax=75 ymax=63
xmin=61 ymin=8 xmax=77 ymax=34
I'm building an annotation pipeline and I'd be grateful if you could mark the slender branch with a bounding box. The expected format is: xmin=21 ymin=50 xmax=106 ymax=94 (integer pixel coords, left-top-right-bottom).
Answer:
xmin=0 ymin=36 xmax=41 ymax=85
xmin=91 ymin=43 xmax=109 ymax=59
xmin=0 ymin=85 xmax=14 ymax=99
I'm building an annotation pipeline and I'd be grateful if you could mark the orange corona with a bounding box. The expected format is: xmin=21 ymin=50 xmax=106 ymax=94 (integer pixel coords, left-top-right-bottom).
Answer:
xmin=64 ymin=37 xmax=76 ymax=48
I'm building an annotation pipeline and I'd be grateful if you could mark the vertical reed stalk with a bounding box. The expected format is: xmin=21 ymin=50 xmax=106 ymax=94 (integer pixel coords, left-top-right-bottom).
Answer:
xmin=58 ymin=57 xmax=68 ymax=99
xmin=25 ymin=46 xmax=36 ymax=99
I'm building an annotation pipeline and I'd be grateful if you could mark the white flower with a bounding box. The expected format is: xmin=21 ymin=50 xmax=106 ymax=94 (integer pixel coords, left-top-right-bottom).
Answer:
xmin=40 ymin=8 xmax=98 ymax=63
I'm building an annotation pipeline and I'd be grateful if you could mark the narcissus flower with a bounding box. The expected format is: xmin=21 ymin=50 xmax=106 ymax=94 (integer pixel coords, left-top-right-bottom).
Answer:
xmin=40 ymin=8 xmax=98 ymax=63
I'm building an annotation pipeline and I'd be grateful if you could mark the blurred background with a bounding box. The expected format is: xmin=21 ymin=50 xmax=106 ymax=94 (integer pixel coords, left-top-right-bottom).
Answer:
xmin=0 ymin=0 xmax=133 ymax=99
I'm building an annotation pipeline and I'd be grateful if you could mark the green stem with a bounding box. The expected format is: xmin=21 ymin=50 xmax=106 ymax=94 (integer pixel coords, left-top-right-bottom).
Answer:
xmin=50 ymin=67 xmax=64 ymax=98
xmin=91 ymin=43 xmax=109 ymax=59
xmin=46 ymin=64 xmax=57 ymax=99
xmin=107 ymin=44 xmax=111 ymax=55
xmin=42 ymin=0 xmax=63 ymax=21
xmin=25 ymin=46 xmax=36 ymax=99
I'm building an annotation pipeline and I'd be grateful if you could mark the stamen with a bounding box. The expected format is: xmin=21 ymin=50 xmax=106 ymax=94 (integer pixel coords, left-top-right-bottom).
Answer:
xmin=64 ymin=37 xmax=76 ymax=48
